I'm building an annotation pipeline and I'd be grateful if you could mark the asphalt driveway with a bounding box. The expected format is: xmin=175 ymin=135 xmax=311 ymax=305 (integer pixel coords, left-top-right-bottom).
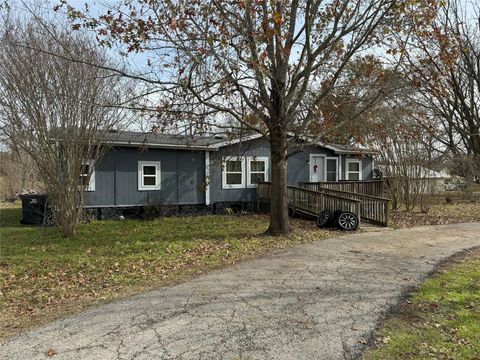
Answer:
xmin=1 ymin=222 xmax=479 ymax=360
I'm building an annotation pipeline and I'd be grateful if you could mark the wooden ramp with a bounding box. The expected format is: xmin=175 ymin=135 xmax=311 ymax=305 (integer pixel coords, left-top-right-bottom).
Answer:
xmin=257 ymin=182 xmax=361 ymax=220
xmin=257 ymin=182 xmax=390 ymax=227
xmin=298 ymin=182 xmax=390 ymax=226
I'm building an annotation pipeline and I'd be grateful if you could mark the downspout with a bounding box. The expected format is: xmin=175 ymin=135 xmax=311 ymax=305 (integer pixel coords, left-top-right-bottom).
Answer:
xmin=205 ymin=151 xmax=210 ymax=205
xmin=176 ymin=151 xmax=179 ymax=204
xmin=338 ymin=154 xmax=343 ymax=181
xmin=114 ymin=148 xmax=117 ymax=206
xmin=371 ymin=158 xmax=375 ymax=180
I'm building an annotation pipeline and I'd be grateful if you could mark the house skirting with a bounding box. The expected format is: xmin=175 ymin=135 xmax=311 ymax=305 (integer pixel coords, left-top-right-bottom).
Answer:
xmin=82 ymin=201 xmax=268 ymax=221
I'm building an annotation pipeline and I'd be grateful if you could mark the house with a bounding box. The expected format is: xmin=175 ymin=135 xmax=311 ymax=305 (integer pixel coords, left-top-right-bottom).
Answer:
xmin=419 ymin=168 xmax=452 ymax=194
xmin=82 ymin=131 xmax=375 ymax=212
xmin=377 ymin=165 xmax=453 ymax=194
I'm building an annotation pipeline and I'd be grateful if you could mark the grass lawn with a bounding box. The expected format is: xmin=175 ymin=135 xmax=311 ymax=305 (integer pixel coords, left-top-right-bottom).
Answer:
xmin=0 ymin=205 xmax=333 ymax=340
xmin=364 ymin=248 xmax=480 ymax=360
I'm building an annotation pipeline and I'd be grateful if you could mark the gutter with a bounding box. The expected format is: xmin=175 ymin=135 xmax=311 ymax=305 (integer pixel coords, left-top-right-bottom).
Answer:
xmin=103 ymin=140 xmax=220 ymax=151
xmin=330 ymin=149 xmax=378 ymax=155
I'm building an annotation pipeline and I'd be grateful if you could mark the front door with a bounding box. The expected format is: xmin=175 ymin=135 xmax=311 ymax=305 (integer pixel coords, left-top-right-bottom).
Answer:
xmin=309 ymin=155 xmax=325 ymax=182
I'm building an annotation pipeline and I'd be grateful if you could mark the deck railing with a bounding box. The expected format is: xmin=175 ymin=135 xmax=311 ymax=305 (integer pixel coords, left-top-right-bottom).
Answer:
xmin=313 ymin=180 xmax=385 ymax=197
xmin=257 ymin=182 xmax=361 ymax=220
xmin=298 ymin=182 xmax=390 ymax=226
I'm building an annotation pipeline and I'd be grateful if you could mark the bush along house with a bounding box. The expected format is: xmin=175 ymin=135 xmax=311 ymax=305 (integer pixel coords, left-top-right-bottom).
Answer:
xmin=80 ymin=131 xmax=376 ymax=218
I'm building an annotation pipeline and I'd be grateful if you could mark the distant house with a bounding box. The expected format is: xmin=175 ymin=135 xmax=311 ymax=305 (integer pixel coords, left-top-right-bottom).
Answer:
xmin=81 ymin=131 xmax=375 ymax=211
xmin=377 ymin=165 xmax=452 ymax=194
xmin=421 ymin=168 xmax=452 ymax=194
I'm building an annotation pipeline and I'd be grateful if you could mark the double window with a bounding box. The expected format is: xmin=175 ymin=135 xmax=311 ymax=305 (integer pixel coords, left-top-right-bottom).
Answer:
xmin=80 ymin=160 xmax=95 ymax=192
xmin=346 ymin=159 xmax=362 ymax=180
xmin=138 ymin=161 xmax=161 ymax=191
xmin=222 ymin=156 xmax=269 ymax=189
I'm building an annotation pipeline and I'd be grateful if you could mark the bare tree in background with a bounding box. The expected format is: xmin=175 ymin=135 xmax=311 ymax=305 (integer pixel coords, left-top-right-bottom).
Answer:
xmin=0 ymin=150 xmax=42 ymax=199
xmin=342 ymin=63 xmax=444 ymax=210
xmin=0 ymin=15 xmax=131 ymax=236
xmin=399 ymin=0 xmax=480 ymax=199
xmin=373 ymin=117 xmax=436 ymax=211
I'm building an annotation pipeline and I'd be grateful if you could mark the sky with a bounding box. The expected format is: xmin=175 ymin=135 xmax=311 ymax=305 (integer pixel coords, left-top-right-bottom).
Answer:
xmin=2 ymin=0 xmax=478 ymax=134
xmin=5 ymin=0 xmax=477 ymax=73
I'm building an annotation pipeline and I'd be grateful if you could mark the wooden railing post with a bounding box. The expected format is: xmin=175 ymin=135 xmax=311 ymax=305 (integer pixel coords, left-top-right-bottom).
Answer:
xmin=291 ymin=187 xmax=296 ymax=216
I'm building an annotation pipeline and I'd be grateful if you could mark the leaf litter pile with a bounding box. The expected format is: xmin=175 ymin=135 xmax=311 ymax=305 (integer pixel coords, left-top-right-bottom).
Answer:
xmin=389 ymin=200 xmax=480 ymax=228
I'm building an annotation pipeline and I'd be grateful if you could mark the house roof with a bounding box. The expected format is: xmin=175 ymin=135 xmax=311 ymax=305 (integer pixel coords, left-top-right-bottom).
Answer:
xmin=322 ymin=143 xmax=377 ymax=155
xmin=101 ymin=130 xmax=375 ymax=155
xmin=102 ymin=130 xmax=227 ymax=150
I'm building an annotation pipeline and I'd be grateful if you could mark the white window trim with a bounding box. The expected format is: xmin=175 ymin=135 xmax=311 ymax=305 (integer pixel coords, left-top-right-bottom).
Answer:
xmin=81 ymin=159 xmax=95 ymax=192
xmin=246 ymin=156 xmax=269 ymax=188
xmin=346 ymin=158 xmax=362 ymax=181
xmin=138 ymin=161 xmax=161 ymax=191
xmin=325 ymin=157 xmax=339 ymax=182
xmin=222 ymin=156 xmax=245 ymax=189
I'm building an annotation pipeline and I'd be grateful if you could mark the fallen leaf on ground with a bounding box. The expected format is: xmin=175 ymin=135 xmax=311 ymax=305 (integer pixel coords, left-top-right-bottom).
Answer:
xmin=46 ymin=348 xmax=57 ymax=357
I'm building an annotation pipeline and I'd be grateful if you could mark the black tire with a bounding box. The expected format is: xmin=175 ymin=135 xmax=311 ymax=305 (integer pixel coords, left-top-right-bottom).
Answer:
xmin=43 ymin=211 xmax=55 ymax=227
xmin=316 ymin=210 xmax=333 ymax=228
xmin=337 ymin=211 xmax=359 ymax=231
xmin=333 ymin=210 xmax=343 ymax=222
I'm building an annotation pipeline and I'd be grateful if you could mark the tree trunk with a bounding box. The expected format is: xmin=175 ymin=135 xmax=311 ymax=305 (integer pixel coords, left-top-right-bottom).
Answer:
xmin=267 ymin=130 xmax=291 ymax=236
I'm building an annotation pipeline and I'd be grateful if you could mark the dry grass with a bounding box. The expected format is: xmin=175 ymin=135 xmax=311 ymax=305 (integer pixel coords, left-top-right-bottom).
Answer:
xmin=389 ymin=195 xmax=480 ymax=228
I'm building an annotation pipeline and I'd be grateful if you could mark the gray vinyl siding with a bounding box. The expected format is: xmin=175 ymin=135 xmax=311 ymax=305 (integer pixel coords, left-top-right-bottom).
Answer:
xmin=84 ymin=150 xmax=116 ymax=206
xmin=177 ymin=151 xmax=206 ymax=204
xmin=84 ymin=147 xmax=205 ymax=207
xmin=362 ymin=157 xmax=373 ymax=180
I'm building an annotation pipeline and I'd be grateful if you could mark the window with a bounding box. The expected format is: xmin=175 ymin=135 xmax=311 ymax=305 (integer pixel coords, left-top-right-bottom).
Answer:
xmin=222 ymin=157 xmax=245 ymax=189
xmin=247 ymin=157 xmax=269 ymax=187
xmin=138 ymin=161 xmax=161 ymax=191
xmin=346 ymin=159 xmax=362 ymax=181
xmin=80 ymin=160 xmax=95 ymax=191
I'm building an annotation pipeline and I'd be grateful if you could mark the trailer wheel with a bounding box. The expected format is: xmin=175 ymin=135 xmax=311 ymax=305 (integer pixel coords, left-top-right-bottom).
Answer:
xmin=337 ymin=212 xmax=359 ymax=231
xmin=43 ymin=211 xmax=55 ymax=227
xmin=316 ymin=210 xmax=333 ymax=228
